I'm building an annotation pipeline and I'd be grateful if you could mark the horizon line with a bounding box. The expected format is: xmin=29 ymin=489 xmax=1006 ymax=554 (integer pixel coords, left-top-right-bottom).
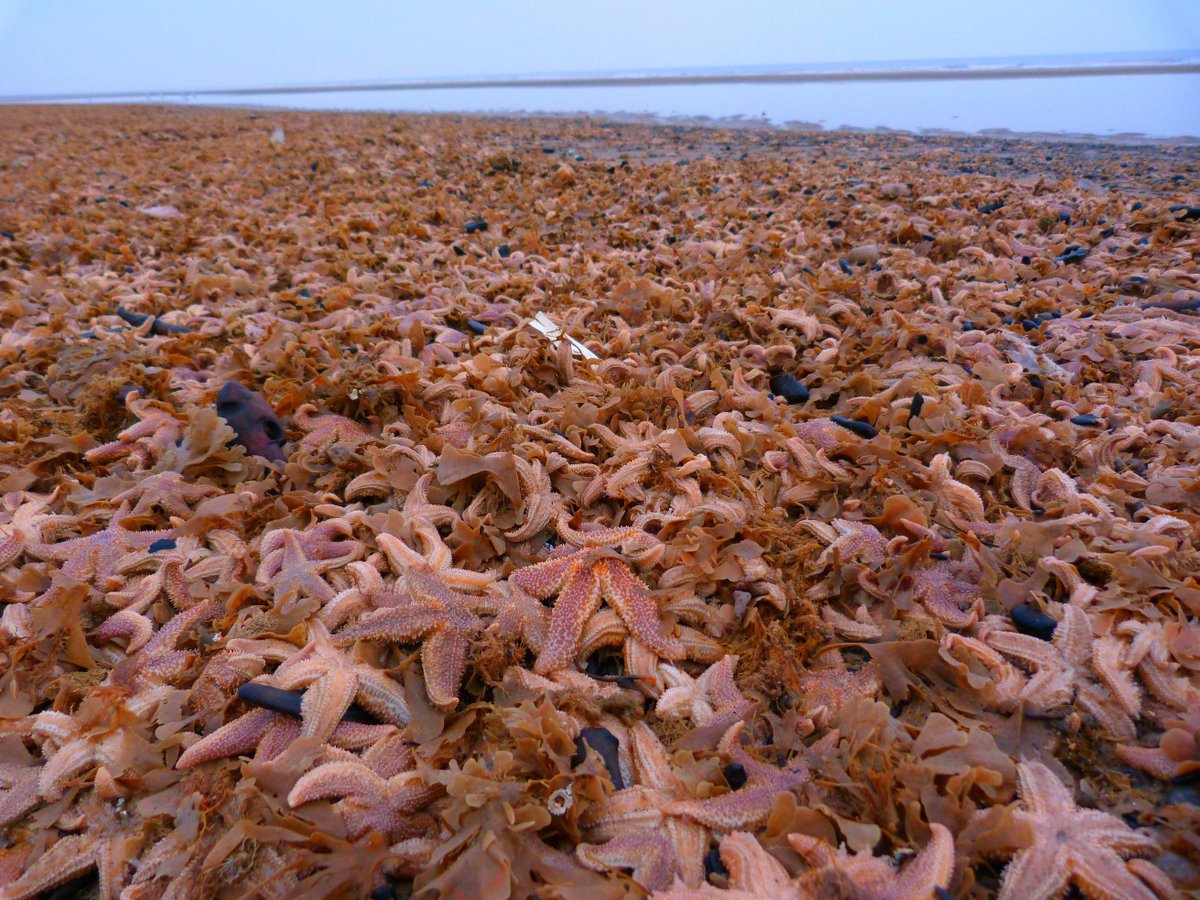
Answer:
xmin=2 ymin=59 xmax=1199 ymax=105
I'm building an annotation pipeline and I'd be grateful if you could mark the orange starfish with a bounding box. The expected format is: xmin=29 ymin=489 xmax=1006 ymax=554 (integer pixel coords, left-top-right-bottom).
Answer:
xmin=294 ymin=403 xmax=374 ymax=452
xmin=25 ymin=502 xmax=175 ymax=587
xmin=510 ymin=522 xmax=683 ymax=675
xmin=665 ymin=722 xmax=812 ymax=830
xmin=83 ymin=391 xmax=182 ymax=468
xmin=996 ymin=759 xmax=1167 ymax=900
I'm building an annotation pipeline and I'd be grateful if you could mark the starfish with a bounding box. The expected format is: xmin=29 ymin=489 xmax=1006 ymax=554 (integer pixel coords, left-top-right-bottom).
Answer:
xmin=105 ymin=599 xmax=219 ymax=689
xmin=288 ymin=739 xmax=442 ymax=841
xmin=0 ymin=794 xmax=141 ymax=900
xmin=510 ymin=523 xmax=683 ymax=675
xmin=108 ymin=472 xmax=222 ymax=521
xmin=792 ymin=649 xmax=881 ymax=731
xmin=84 ymin=391 xmax=183 ymax=468
xmin=578 ymin=722 xmax=709 ymax=888
xmin=335 ymin=594 xmax=484 ymax=709
xmin=0 ymin=764 xmax=40 ymax=829
xmin=940 ymin=633 xmax=1027 ymax=710
xmin=1116 ymin=706 xmax=1200 ymax=781
xmin=176 ymin=707 xmax=395 ymax=768
xmin=905 ymin=554 xmax=984 ymax=628
xmin=656 ymin=824 xmax=955 ymax=899
xmin=259 ymin=519 xmax=364 ymax=574
xmin=332 ymin=525 xmax=494 ymax=706
xmin=255 ymin=529 xmax=347 ymax=611
xmin=25 ymin=502 xmax=175 ymax=587
xmin=996 ymin=759 xmax=1166 ymax=900
xmin=294 ymin=403 xmax=374 ymax=451
xmin=665 ymin=722 xmax=811 ymax=830
xmin=576 ymin=831 xmax=678 ymax=893
xmin=656 ymin=655 xmax=750 ymax=728
xmin=983 ymin=603 xmax=1135 ymax=738
xmin=263 ymin=622 xmax=411 ymax=741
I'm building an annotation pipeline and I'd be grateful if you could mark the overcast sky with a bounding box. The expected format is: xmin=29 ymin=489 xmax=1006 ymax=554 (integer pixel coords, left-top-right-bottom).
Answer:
xmin=1 ymin=0 xmax=1197 ymax=92
xmin=0 ymin=2 xmax=1197 ymax=135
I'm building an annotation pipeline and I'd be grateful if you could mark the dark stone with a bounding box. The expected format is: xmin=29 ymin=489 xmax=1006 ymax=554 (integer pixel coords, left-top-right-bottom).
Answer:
xmin=0 ymin=230 xmax=13 ymax=240
xmin=571 ymin=727 xmax=624 ymax=790
xmin=929 ymin=551 xmax=949 ymax=560
xmin=1011 ymin=604 xmax=1057 ymax=641
xmin=452 ymin=244 xmax=466 ymax=256
xmin=464 ymin=220 xmax=488 ymax=234
xmin=1054 ymin=245 xmax=1090 ymax=264
xmin=1021 ymin=256 xmax=1031 ymax=265
xmin=541 ymin=146 xmax=556 ymax=153
xmin=1071 ymin=414 xmax=1101 ymax=427
xmin=1131 ymin=201 xmax=1143 ymax=211
xmin=831 ymin=416 xmax=878 ymax=439
xmin=1022 ymin=318 xmax=1038 ymax=331
xmin=149 ymin=538 xmax=176 ymax=553
xmin=1170 ymin=205 xmax=1200 ymax=221
xmin=309 ymin=162 xmax=319 ymax=172
xmin=978 ymin=200 xmax=1005 ymax=214
xmin=704 ymin=845 xmax=729 ymax=879
xmin=298 ymin=288 xmax=311 ymax=298
xmin=769 ymin=373 xmax=809 ymax=405
xmin=467 ymin=319 xmax=487 ymax=335
xmin=417 ymin=180 xmax=432 ymax=188
xmin=910 ymin=393 xmax=924 ymax=419
xmin=237 ymin=683 xmax=375 ymax=723
xmin=1027 ymin=374 xmax=1044 ymax=390
xmin=369 ymin=886 xmax=395 ymax=900
xmin=116 ymin=307 xmax=194 ymax=336
xmin=838 ymin=259 xmax=853 ymax=276
xmin=723 ymin=762 xmax=747 ymax=790
xmin=216 ymin=382 xmax=287 ymax=463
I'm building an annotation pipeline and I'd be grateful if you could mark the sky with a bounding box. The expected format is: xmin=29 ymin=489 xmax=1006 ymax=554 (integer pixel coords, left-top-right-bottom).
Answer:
xmin=0 ymin=1 xmax=1197 ymax=135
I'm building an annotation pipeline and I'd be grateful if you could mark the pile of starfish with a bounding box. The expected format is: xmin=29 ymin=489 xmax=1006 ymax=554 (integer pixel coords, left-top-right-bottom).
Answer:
xmin=0 ymin=106 xmax=1198 ymax=898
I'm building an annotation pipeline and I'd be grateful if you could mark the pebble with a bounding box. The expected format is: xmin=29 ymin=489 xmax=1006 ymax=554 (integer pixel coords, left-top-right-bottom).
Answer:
xmin=216 ymin=382 xmax=288 ymax=463
xmin=571 ymin=727 xmax=624 ymax=790
xmin=1070 ymin=414 xmax=1101 ymax=427
xmin=831 ymin=415 xmax=878 ymax=439
xmin=1054 ymin=245 xmax=1090 ymax=264
xmin=769 ymin=373 xmax=809 ymax=404
xmin=1011 ymin=604 xmax=1057 ymax=642
xmin=497 ymin=243 xmax=511 ymax=258
xmin=910 ymin=393 xmax=924 ymax=419
xmin=1170 ymin=205 xmax=1200 ymax=222
xmin=723 ymin=762 xmax=747 ymax=789
xmin=464 ymin=219 xmax=488 ymax=234
xmin=467 ymin=319 xmax=488 ymax=335
xmin=978 ymin=200 xmax=1005 ymax=214
xmin=704 ymin=845 xmax=729 ymax=878
xmin=148 ymin=538 xmax=176 ymax=553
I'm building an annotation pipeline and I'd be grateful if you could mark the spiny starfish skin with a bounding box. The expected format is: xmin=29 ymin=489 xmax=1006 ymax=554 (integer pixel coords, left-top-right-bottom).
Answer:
xmin=996 ymin=759 xmax=1165 ymax=900
xmin=512 ymin=549 xmax=685 ymax=675
xmin=665 ymin=722 xmax=810 ymax=830
xmin=25 ymin=502 xmax=175 ymax=586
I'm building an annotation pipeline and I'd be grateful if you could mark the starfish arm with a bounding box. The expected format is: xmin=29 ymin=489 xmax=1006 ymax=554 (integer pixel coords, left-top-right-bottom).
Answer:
xmin=534 ymin=563 xmax=602 ymax=674
xmin=297 ymin=668 xmax=356 ymax=742
xmin=176 ymin=709 xmax=277 ymax=768
xmin=287 ymin=761 xmax=386 ymax=806
xmin=576 ymin=831 xmax=678 ymax=893
xmin=1014 ymin=760 xmax=1075 ymax=818
xmin=352 ymin=667 xmax=411 ymax=726
xmin=1069 ymin=848 xmax=1159 ymax=900
xmin=420 ymin=628 xmax=471 ymax=708
xmin=0 ymin=835 xmax=96 ymax=900
xmin=892 ymin=823 xmax=956 ymax=899
xmin=510 ymin=553 xmax=580 ymax=600
xmin=598 ymin=559 xmax=685 ymax=661
xmin=997 ymin=843 xmax=1068 ymax=900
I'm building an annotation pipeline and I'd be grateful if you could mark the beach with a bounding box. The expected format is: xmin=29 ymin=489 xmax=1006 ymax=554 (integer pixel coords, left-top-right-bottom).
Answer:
xmin=0 ymin=105 xmax=1198 ymax=898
